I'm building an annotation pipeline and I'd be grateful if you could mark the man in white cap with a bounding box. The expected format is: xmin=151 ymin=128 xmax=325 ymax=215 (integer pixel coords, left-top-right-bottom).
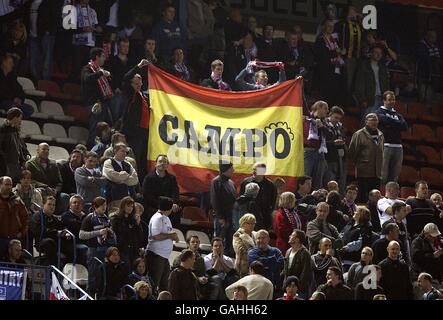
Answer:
xmin=411 ymin=223 xmax=443 ymax=282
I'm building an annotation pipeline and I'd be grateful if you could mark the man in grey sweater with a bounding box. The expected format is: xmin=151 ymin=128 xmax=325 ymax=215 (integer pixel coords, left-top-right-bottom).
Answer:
xmin=74 ymin=151 xmax=107 ymax=206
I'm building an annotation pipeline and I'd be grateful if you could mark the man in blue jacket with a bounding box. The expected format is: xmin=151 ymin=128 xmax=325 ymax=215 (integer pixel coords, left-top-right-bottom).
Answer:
xmin=375 ymin=91 xmax=408 ymax=184
xmin=248 ymin=229 xmax=284 ymax=291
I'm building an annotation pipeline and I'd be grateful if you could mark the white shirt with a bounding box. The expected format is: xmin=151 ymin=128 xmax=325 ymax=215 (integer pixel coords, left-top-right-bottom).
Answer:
xmin=225 ymin=274 xmax=273 ymax=300
xmin=204 ymin=252 xmax=235 ymax=279
xmin=146 ymin=211 xmax=173 ymax=259
xmin=377 ymin=197 xmax=407 ymax=227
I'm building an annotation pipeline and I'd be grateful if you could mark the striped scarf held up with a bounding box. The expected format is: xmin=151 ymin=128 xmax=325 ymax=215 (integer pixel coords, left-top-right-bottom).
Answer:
xmin=88 ymin=60 xmax=113 ymax=100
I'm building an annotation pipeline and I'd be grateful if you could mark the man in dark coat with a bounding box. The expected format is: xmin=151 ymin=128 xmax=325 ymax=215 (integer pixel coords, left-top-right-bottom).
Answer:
xmin=210 ymin=160 xmax=237 ymax=256
xmin=240 ymin=163 xmax=276 ymax=231
xmin=0 ymin=108 xmax=30 ymax=182
xmin=168 ymin=249 xmax=200 ymax=300
xmin=379 ymin=240 xmax=413 ymax=300
xmin=142 ymin=154 xmax=179 ymax=224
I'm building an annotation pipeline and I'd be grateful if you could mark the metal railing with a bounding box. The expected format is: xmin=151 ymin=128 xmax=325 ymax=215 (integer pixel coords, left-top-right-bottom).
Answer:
xmin=0 ymin=262 xmax=93 ymax=300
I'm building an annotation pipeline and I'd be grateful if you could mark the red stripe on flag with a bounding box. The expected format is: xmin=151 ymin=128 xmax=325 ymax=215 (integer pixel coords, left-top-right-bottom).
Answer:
xmin=147 ymin=160 xmax=296 ymax=193
xmin=148 ymin=64 xmax=303 ymax=109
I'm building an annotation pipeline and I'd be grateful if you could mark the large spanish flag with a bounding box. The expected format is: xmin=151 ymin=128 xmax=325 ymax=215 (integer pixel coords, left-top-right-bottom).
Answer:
xmin=147 ymin=65 xmax=304 ymax=193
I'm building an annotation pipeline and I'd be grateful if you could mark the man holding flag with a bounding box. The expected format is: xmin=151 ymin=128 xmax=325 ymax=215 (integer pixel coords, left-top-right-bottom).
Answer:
xmin=235 ymin=60 xmax=286 ymax=91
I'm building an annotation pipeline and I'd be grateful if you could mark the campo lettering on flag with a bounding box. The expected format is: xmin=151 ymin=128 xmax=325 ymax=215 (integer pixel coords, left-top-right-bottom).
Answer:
xmin=147 ymin=65 xmax=304 ymax=192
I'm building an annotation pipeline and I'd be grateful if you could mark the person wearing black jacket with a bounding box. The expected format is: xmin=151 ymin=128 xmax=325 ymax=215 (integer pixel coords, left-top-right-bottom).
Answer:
xmin=239 ymin=163 xmax=276 ymax=231
xmin=0 ymin=55 xmax=33 ymax=118
xmin=410 ymin=223 xmax=443 ymax=281
xmin=233 ymin=182 xmax=262 ymax=230
xmin=58 ymin=149 xmax=83 ymax=195
xmin=341 ymin=206 xmax=379 ymax=262
xmin=210 ymin=161 xmax=237 ymax=256
xmin=104 ymin=37 xmax=134 ymax=121
xmin=96 ymin=247 xmax=130 ymax=300
xmin=142 ymin=155 xmax=180 ymax=224
xmin=110 ymin=196 xmax=145 ymax=266
xmin=61 ymin=195 xmax=87 ymax=264
xmin=168 ymin=249 xmax=200 ymax=300
xmin=26 ymin=0 xmax=60 ymax=81
xmin=284 ymin=230 xmax=313 ymax=299
xmin=0 ymin=108 xmax=30 ymax=182
xmin=121 ymin=59 xmax=150 ymax=181
xmin=30 ymin=196 xmax=64 ymax=251
xmin=81 ymin=47 xmax=113 ymax=148
xmin=379 ymin=240 xmax=413 ymax=300
xmin=375 ymin=91 xmax=408 ymax=184
xmin=324 ymin=106 xmax=347 ymax=194
xmin=279 ymin=30 xmax=314 ymax=81
xmin=316 ymin=266 xmax=353 ymax=300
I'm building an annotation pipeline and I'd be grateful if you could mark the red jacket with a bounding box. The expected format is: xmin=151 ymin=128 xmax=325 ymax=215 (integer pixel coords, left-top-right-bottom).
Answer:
xmin=273 ymin=208 xmax=305 ymax=255
xmin=0 ymin=193 xmax=29 ymax=238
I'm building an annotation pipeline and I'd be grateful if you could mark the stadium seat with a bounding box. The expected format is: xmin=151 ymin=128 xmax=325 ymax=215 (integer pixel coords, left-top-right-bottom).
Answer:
xmin=40 ymin=100 xmax=75 ymax=122
xmin=398 ymin=165 xmax=420 ymax=185
xmin=400 ymin=187 xmax=416 ymax=199
xmin=68 ymin=126 xmax=89 ymax=145
xmin=416 ymin=145 xmax=443 ymax=166
xmin=49 ymin=145 xmax=70 ymax=161
xmin=413 ymin=124 xmax=436 ymax=143
xmin=341 ymin=116 xmax=359 ymax=135
xmin=24 ymin=98 xmax=49 ymax=119
xmin=62 ymin=263 xmax=88 ymax=289
xmin=172 ymin=228 xmax=187 ymax=249
xmin=420 ymin=167 xmax=443 ymax=188
xmin=20 ymin=120 xmax=53 ymax=141
xmin=395 ymin=102 xmax=410 ymax=119
xmin=17 ymin=76 xmax=46 ymax=97
xmin=62 ymin=83 xmax=83 ymax=102
xmin=186 ymin=230 xmax=212 ymax=252
xmin=436 ymin=127 xmax=443 ymax=142
xmin=420 ymin=104 xmax=442 ymax=124
xmin=407 ymin=102 xmax=424 ymax=119
xmin=37 ymin=80 xmax=70 ymax=100
xmin=66 ymin=105 xmax=89 ymax=124
xmin=26 ymin=143 xmax=38 ymax=158
xmin=400 ymin=127 xmax=419 ymax=142
xmin=43 ymin=123 xmax=78 ymax=144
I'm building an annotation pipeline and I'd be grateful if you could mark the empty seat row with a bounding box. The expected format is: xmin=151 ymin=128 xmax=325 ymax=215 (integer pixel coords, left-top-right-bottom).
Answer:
xmin=21 ymin=120 xmax=88 ymax=145
xmin=399 ymin=165 xmax=443 ymax=188
xmin=24 ymin=98 xmax=75 ymax=122
xmin=401 ymin=124 xmax=443 ymax=143
xmin=18 ymin=76 xmax=82 ymax=103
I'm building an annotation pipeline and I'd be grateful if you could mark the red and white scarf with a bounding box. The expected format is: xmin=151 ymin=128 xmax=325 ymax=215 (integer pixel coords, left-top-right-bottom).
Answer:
xmin=210 ymin=72 xmax=230 ymax=91
xmin=323 ymin=33 xmax=344 ymax=68
xmin=253 ymin=59 xmax=285 ymax=70
xmin=88 ymin=60 xmax=113 ymax=99
xmin=283 ymin=208 xmax=303 ymax=230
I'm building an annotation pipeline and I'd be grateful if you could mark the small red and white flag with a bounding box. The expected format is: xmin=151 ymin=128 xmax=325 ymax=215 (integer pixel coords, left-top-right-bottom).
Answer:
xmin=49 ymin=272 xmax=70 ymax=300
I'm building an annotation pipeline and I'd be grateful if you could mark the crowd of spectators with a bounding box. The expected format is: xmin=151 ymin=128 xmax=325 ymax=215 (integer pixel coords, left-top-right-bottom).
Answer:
xmin=0 ymin=0 xmax=442 ymax=300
